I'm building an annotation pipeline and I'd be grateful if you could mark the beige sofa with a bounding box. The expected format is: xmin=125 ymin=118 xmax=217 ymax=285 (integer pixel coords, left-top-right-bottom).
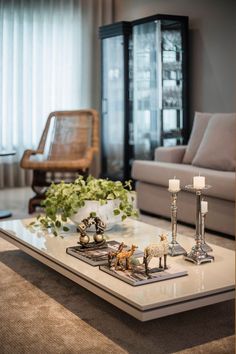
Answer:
xmin=132 ymin=113 xmax=235 ymax=236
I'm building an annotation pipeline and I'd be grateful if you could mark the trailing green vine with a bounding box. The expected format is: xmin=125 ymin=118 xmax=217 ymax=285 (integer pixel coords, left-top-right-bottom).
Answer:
xmin=31 ymin=175 xmax=138 ymax=236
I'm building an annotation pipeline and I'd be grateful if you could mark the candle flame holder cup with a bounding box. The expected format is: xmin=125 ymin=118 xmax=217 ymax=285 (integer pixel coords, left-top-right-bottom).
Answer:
xmin=184 ymin=184 xmax=214 ymax=265
xmin=168 ymin=188 xmax=187 ymax=257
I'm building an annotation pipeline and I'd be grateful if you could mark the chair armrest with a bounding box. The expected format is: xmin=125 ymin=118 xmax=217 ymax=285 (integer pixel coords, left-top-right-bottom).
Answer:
xmin=154 ymin=146 xmax=187 ymax=163
xmin=20 ymin=149 xmax=41 ymax=168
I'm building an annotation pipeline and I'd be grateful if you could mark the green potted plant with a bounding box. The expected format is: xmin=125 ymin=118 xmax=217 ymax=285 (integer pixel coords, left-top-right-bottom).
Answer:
xmin=35 ymin=175 xmax=138 ymax=235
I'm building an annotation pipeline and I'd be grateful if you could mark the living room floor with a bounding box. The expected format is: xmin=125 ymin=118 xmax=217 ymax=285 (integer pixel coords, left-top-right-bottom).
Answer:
xmin=0 ymin=187 xmax=235 ymax=354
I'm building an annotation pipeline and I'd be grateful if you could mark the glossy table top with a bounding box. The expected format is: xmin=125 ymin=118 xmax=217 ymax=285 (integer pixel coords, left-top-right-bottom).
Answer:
xmin=0 ymin=150 xmax=16 ymax=156
xmin=0 ymin=218 xmax=234 ymax=311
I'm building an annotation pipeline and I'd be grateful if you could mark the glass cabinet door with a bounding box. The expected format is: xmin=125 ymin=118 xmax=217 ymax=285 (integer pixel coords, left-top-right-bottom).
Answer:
xmin=102 ymin=35 xmax=125 ymax=179
xmin=161 ymin=20 xmax=185 ymax=146
xmin=131 ymin=21 xmax=162 ymax=160
xmin=131 ymin=19 xmax=186 ymax=156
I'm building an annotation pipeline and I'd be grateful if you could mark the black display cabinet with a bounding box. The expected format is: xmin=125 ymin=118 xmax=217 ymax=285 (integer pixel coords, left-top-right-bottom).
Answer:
xmin=99 ymin=14 xmax=189 ymax=181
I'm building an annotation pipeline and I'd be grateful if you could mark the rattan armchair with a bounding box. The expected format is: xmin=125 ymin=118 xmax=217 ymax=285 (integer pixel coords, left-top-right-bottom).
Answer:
xmin=20 ymin=110 xmax=99 ymax=213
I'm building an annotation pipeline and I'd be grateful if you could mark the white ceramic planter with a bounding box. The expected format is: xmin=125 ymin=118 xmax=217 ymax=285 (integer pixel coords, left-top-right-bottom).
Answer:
xmin=69 ymin=199 xmax=122 ymax=231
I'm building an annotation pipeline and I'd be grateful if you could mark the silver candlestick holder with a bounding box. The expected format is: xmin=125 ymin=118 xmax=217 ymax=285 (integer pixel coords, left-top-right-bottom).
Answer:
xmin=201 ymin=211 xmax=213 ymax=253
xmin=168 ymin=189 xmax=187 ymax=257
xmin=184 ymin=185 xmax=214 ymax=265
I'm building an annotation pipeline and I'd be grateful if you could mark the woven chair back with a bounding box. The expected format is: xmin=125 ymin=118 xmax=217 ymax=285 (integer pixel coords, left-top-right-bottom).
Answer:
xmin=38 ymin=110 xmax=99 ymax=161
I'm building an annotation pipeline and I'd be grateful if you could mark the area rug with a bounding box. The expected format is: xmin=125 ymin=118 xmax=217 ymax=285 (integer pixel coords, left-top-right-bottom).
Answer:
xmin=0 ymin=235 xmax=235 ymax=354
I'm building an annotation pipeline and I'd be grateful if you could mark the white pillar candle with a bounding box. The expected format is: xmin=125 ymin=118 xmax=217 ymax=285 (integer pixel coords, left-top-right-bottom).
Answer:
xmin=193 ymin=176 xmax=205 ymax=189
xmin=201 ymin=200 xmax=208 ymax=213
xmin=168 ymin=178 xmax=180 ymax=192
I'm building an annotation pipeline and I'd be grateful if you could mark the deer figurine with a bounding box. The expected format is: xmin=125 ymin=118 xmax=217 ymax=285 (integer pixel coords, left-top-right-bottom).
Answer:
xmin=108 ymin=242 xmax=125 ymax=269
xmin=114 ymin=244 xmax=138 ymax=270
xmin=143 ymin=234 xmax=169 ymax=276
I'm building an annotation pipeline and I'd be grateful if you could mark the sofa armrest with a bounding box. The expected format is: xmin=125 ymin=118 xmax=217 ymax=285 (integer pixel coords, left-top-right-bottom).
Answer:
xmin=154 ymin=146 xmax=187 ymax=163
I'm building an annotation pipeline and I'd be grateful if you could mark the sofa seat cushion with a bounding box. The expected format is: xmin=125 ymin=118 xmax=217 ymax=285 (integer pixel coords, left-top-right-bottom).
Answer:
xmin=132 ymin=161 xmax=235 ymax=202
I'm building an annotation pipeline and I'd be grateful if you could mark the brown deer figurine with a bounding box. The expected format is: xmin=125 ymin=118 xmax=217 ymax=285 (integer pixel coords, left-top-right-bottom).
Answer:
xmin=114 ymin=244 xmax=138 ymax=270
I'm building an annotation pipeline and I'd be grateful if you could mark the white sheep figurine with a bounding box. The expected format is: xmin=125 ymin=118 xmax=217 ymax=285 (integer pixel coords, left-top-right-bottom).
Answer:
xmin=143 ymin=233 xmax=169 ymax=275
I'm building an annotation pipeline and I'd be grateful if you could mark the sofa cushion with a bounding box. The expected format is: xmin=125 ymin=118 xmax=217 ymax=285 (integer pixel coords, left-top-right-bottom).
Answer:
xmin=132 ymin=160 xmax=235 ymax=202
xmin=192 ymin=113 xmax=236 ymax=171
xmin=155 ymin=146 xmax=187 ymax=163
xmin=183 ymin=112 xmax=212 ymax=164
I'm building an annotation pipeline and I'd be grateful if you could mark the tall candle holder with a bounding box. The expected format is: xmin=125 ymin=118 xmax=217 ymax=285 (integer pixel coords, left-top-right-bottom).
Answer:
xmin=168 ymin=188 xmax=187 ymax=257
xmin=184 ymin=184 xmax=214 ymax=265
xmin=201 ymin=211 xmax=213 ymax=253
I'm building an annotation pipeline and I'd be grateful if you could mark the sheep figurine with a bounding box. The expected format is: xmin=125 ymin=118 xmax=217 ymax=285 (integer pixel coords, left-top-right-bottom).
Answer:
xmin=143 ymin=233 xmax=169 ymax=276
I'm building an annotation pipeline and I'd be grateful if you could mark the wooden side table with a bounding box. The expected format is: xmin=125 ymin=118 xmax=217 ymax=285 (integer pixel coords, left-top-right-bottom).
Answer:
xmin=0 ymin=151 xmax=16 ymax=219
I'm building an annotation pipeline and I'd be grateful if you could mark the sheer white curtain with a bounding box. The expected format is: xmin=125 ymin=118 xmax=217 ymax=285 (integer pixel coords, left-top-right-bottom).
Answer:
xmin=0 ymin=0 xmax=113 ymax=187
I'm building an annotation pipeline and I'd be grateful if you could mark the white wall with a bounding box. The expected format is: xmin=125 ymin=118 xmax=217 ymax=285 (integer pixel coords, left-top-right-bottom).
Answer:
xmin=114 ymin=0 xmax=236 ymax=126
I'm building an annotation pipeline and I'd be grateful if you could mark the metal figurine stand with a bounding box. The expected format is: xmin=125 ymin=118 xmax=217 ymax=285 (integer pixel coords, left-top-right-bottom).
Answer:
xmin=168 ymin=189 xmax=187 ymax=256
xmin=185 ymin=185 xmax=214 ymax=265
xmin=201 ymin=211 xmax=213 ymax=253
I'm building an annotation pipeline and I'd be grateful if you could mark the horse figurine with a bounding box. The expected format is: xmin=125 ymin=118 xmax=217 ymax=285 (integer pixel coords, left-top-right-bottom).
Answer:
xmin=114 ymin=244 xmax=138 ymax=270
xmin=143 ymin=234 xmax=169 ymax=276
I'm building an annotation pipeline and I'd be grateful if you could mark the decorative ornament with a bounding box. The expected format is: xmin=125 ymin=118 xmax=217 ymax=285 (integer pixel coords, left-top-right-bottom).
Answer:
xmin=143 ymin=233 xmax=169 ymax=277
xmin=77 ymin=216 xmax=107 ymax=248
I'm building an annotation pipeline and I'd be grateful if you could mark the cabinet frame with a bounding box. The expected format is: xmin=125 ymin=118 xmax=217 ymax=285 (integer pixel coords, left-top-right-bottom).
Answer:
xmin=99 ymin=14 xmax=189 ymax=181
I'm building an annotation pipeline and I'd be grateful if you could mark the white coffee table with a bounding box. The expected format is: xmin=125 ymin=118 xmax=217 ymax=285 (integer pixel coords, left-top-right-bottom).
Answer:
xmin=0 ymin=218 xmax=234 ymax=321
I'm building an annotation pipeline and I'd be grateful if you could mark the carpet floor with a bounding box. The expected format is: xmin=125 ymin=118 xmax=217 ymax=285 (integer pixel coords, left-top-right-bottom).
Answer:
xmin=0 ymin=187 xmax=235 ymax=353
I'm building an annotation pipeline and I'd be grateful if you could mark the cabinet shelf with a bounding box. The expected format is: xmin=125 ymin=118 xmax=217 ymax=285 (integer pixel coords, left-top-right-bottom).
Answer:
xmin=162 ymin=107 xmax=182 ymax=110
xmin=162 ymin=130 xmax=183 ymax=138
xmin=162 ymin=49 xmax=183 ymax=53
xmin=162 ymin=79 xmax=183 ymax=81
